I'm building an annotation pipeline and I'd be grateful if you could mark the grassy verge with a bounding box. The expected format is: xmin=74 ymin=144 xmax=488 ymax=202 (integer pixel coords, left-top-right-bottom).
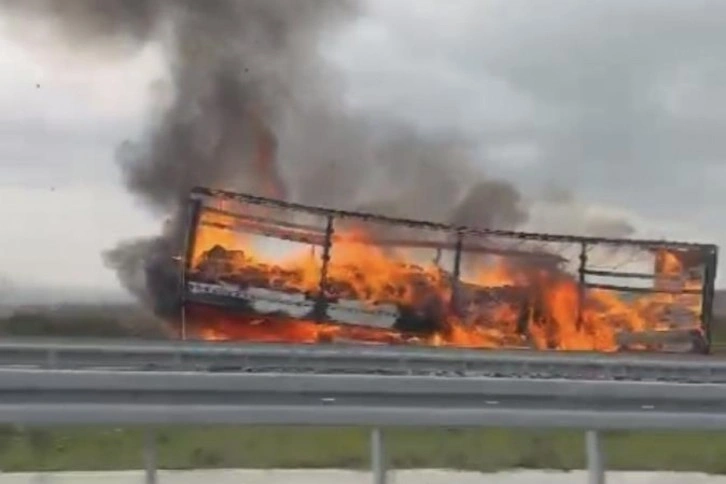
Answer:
xmin=1 ymin=426 xmax=726 ymax=473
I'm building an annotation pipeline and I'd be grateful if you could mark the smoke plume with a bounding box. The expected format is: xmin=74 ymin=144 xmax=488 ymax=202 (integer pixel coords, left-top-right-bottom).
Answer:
xmin=1 ymin=0 xmax=622 ymax=316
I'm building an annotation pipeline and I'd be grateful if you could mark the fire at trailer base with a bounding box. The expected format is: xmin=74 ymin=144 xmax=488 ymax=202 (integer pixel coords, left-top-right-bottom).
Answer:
xmin=179 ymin=187 xmax=718 ymax=354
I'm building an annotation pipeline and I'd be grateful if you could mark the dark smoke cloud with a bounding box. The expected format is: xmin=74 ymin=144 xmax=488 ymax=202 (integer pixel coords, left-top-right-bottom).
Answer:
xmin=1 ymin=0 xmax=363 ymax=314
xmin=0 ymin=0 xmax=619 ymax=315
xmin=528 ymin=186 xmax=636 ymax=239
xmin=0 ymin=0 xmax=161 ymax=57
xmin=450 ymin=180 xmax=528 ymax=229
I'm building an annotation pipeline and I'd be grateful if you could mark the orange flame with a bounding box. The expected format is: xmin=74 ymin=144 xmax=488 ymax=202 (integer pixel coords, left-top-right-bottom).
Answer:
xmin=184 ymin=207 xmax=705 ymax=352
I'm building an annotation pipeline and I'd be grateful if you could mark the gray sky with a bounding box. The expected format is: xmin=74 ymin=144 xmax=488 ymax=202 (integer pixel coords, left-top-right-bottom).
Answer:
xmin=1 ymin=0 xmax=725 ymax=295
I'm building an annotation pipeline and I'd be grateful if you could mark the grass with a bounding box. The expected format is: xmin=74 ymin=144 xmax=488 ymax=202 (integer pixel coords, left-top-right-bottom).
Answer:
xmin=0 ymin=304 xmax=167 ymax=339
xmin=2 ymin=426 xmax=726 ymax=473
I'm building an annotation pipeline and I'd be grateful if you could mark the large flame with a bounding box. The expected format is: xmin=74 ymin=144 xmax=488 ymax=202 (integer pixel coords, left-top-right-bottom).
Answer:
xmin=183 ymin=205 xmax=705 ymax=352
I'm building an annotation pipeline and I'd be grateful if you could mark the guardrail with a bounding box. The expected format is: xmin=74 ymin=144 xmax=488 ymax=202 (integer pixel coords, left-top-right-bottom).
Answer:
xmin=0 ymin=368 xmax=725 ymax=428
xmin=3 ymin=339 xmax=726 ymax=483
xmin=1 ymin=364 xmax=726 ymax=484
xmin=0 ymin=337 xmax=726 ymax=383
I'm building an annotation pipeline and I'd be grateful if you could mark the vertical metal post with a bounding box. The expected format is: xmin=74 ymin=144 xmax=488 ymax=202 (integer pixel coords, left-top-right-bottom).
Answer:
xmin=371 ymin=427 xmax=387 ymax=484
xmin=586 ymin=430 xmax=605 ymax=484
xmin=314 ymin=215 xmax=335 ymax=322
xmin=700 ymin=246 xmax=718 ymax=353
xmin=181 ymin=306 xmax=187 ymax=341
xmin=143 ymin=428 xmax=157 ymax=484
xmin=577 ymin=242 xmax=588 ymax=330
xmin=449 ymin=230 xmax=464 ymax=315
xmin=180 ymin=197 xmax=202 ymax=341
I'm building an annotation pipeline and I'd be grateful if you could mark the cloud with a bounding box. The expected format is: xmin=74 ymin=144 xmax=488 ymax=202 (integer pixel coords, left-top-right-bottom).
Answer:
xmin=328 ymin=0 xmax=726 ymax=279
xmin=0 ymin=34 xmax=162 ymax=123
xmin=0 ymin=184 xmax=158 ymax=289
xmin=0 ymin=31 xmax=164 ymax=187
xmin=335 ymin=0 xmax=726 ymax=222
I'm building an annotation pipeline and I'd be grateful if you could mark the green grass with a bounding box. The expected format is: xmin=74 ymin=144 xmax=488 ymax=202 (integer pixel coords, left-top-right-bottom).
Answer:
xmin=0 ymin=304 xmax=169 ymax=339
xmin=2 ymin=426 xmax=726 ymax=473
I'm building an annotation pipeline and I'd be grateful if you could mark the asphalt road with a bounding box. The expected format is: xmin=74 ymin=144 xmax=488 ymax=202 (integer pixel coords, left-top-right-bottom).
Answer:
xmin=0 ymin=368 xmax=724 ymax=428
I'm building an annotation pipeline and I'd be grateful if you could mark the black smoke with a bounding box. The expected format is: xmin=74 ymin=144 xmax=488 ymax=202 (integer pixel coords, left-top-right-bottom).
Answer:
xmin=1 ymin=0 xmax=613 ymax=318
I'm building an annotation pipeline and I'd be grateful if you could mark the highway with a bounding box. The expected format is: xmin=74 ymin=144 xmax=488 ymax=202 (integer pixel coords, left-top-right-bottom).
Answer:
xmin=0 ymin=367 xmax=725 ymax=428
xmin=0 ymin=338 xmax=723 ymax=430
xmin=0 ymin=337 xmax=725 ymax=382
xmin=1 ymin=339 xmax=725 ymax=484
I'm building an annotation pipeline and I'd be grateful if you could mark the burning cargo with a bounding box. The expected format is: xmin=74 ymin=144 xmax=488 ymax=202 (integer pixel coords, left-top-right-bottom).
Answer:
xmin=180 ymin=186 xmax=718 ymax=354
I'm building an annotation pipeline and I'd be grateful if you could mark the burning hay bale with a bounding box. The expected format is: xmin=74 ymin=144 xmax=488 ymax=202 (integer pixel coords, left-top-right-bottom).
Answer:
xmin=179 ymin=187 xmax=718 ymax=354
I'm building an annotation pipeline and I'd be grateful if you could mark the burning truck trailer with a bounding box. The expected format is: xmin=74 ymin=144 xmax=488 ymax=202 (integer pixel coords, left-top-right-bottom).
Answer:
xmin=178 ymin=186 xmax=719 ymax=354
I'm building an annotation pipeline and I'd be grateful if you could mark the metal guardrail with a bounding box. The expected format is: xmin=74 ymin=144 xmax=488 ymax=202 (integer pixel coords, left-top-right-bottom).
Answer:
xmin=2 ymin=342 xmax=725 ymax=484
xmin=1 ymin=338 xmax=726 ymax=383
xmin=1 ymin=368 xmax=726 ymax=429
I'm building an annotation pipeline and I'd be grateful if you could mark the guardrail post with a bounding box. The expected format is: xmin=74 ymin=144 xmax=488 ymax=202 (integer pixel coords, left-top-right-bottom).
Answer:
xmin=586 ymin=430 xmax=605 ymax=484
xmin=371 ymin=427 xmax=387 ymax=484
xmin=144 ymin=428 xmax=158 ymax=484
